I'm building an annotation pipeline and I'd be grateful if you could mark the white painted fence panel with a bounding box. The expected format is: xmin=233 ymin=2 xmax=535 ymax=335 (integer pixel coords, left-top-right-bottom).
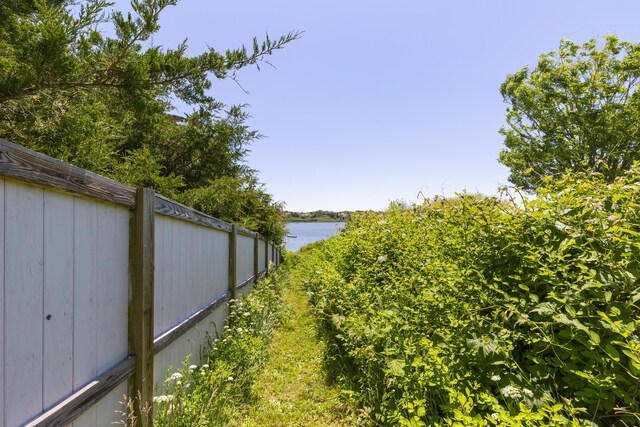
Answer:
xmin=1 ymin=179 xmax=130 ymax=427
xmin=43 ymin=191 xmax=74 ymax=409
xmin=96 ymin=205 xmax=130 ymax=374
xmin=258 ymin=238 xmax=266 ymax=272
xmin=154 ymin=215 xmax=229 ymax=336
xmin=153 ymin=215 xmax=230 ymax=389
xmin=4 ymin=181 xmax=44 ymax=426
xmin=1 ymin=160 xmax=276 ymax=425
xmin=153 ymin=304 xmax=228 ymax=388
xmin=236 ymin=234 xmax=255 ymax=284
xmin=72 ymin=382 xmax=127 ymax=427
xmin=73 ymin=198 xmax=99 ymax=392
xmin=0 ymin=179 xmax=4 ymax=426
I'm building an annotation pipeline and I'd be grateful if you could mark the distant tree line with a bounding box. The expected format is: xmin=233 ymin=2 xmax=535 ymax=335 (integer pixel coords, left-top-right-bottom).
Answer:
xmin=286 ymin=210 xmax=350 ymax=222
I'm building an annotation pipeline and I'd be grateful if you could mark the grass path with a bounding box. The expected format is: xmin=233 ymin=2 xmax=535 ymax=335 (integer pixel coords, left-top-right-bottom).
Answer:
xmin=231 ymin=277 xmax=356 ymax=426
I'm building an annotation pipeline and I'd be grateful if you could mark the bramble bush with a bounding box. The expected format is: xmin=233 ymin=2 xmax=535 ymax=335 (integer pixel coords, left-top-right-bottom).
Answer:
xmin=294 ymin=166 xmax=640 ymax=426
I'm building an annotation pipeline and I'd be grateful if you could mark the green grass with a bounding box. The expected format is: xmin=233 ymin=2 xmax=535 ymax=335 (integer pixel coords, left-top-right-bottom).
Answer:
xmin=229 ymin=274 xmax=360 ymax=426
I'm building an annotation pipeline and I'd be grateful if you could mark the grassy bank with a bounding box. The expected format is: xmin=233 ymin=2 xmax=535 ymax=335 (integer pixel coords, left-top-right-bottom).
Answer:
xmin=230 ymin=271 xmax=360 ymax=426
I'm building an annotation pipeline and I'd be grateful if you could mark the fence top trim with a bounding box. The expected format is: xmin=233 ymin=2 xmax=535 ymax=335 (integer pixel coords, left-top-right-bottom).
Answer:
xmin=154 ymin=194 xmax=234 ymax=233
xmin=154 ymin=195 xmax=264 ymax=239
xmin=0 ymin=138 xmax=272 ymax=242
xmin=0 ymin=138 xmax=137 ymax=206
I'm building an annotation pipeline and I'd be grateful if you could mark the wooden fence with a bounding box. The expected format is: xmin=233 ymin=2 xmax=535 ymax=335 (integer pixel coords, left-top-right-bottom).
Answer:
xmin=0 ymin=138 xmax=280 ymax=427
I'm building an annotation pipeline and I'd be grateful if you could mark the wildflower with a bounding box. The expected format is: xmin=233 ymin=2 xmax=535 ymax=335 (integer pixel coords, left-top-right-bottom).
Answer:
xmin=243 ymin=311 xmax=251 ymax=316
xmin=188 ymin=364 xmax=197 ymax=371
xmin=522 ymin=388 xmax=534 ymax=399
xmin=491 ymin=413 xmax=499 ymax=421
xmin=202 ymin=364 xmax=209 ymax=369
xmin=501 ymin=385 xmax=522 ymax=399
xmin=490 ymin=375 xmax=501 ymax=382
xmin=227 ymin=376 xmax=234 ymax=381
xmin=237 ymin=327 xmax=243 ymax=333
xmin=166 ymin=372 xmax=183 ymax=383
xmin=153 ymin=395 xmax=174 ymax=403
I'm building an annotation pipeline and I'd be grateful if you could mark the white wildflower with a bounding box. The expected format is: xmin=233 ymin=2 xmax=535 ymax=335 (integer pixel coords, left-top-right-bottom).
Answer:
xmin=491 ymin=413 xmax=499 ymax=421
xmin=202 ymin=364 xmax=209 ymax=369
xmin=522 ymin=388 xmax=534 ymax=399
xmin=188 ymin=364 xmax=197 ymax=371
xmin=165 ymin=372 xmax=183 ymax=382
xmin=153 ymin=395 xmax=174 ymax=403
xmin=243 ymin=311 xmax=251 ymax=316
xmin=237 ymin=327 xmax=243 ymax=333
xmin=227 ymin=376 xmax=234 ymax=381
xmin=490 ymin=375 xmax=501 ymax=382
xmin=501 ymin=385 xmax=522 ymax=399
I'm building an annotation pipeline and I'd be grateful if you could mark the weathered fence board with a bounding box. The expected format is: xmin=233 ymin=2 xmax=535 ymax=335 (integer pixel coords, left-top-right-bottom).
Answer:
xmin=0 ymin=180 xmax=4 ymax=426
xmin=237 ymin=233 xmax=255 ymax=285
xmin=73 ymin=198 xmax=99 ymax=394
xmin=5 ymin=181 xmax=45 ymax=426
xmin=97 ymin=205 xmax=129 ymax=375
xmin=43 ymin=191 xmax=74 ymax=409
xmin=27 ymin=358 xmax=133 ymax=427
xmin=258 ymin=238 xmax=266 ymax=272
xmin=0 ymin=138 xmax=136 ymax=207
xmin=154 ymin=194 xmax=232 ymax=232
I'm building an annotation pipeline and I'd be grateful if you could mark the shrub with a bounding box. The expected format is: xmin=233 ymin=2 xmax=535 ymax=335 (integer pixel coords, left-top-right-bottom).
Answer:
xmin=295 ymin=166 xmax=640 ymax=426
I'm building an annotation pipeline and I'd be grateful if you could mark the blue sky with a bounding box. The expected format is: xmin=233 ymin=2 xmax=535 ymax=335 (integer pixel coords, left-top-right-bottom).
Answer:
xmin=123 ymin=0 xmax=640 ymax=211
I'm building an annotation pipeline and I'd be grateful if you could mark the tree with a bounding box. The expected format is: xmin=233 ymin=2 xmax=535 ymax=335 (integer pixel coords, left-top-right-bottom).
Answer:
xmin=0 ymin=0 xmax=299 ymax=242
xmin=499 ymin=35 xmax=640 ymax=190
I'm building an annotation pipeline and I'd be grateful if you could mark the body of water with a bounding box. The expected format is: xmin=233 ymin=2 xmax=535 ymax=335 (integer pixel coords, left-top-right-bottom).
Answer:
xmin=285 ymin=222 xmax=344 ymax=252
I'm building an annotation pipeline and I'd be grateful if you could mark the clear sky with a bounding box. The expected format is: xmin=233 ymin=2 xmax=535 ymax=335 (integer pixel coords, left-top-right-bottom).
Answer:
xmin=120 ymin=0 xmax=640 ymax=211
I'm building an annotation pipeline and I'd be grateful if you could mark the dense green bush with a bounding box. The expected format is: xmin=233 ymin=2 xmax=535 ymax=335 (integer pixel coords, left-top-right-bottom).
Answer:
xmin=294 ymin=166 xmax=640 ymax=426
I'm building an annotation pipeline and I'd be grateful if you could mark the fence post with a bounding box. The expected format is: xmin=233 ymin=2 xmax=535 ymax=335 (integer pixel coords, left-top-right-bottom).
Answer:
xmin=253 ymin=233 xmax=259 ymax=283
xmin=228 ymin=224 xmax=237 ymax=299
xmin=129 ymin=187 xmax=155 ymax=425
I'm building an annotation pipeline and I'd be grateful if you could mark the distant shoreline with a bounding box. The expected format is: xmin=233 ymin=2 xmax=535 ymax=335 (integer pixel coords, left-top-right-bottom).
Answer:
xmin=287 ymin=218 xmax=345 ymax=223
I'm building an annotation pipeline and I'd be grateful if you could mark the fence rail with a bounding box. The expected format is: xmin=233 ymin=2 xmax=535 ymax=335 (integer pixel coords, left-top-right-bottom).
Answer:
xmin=0 ymin=138 xmax=280 ymax=427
